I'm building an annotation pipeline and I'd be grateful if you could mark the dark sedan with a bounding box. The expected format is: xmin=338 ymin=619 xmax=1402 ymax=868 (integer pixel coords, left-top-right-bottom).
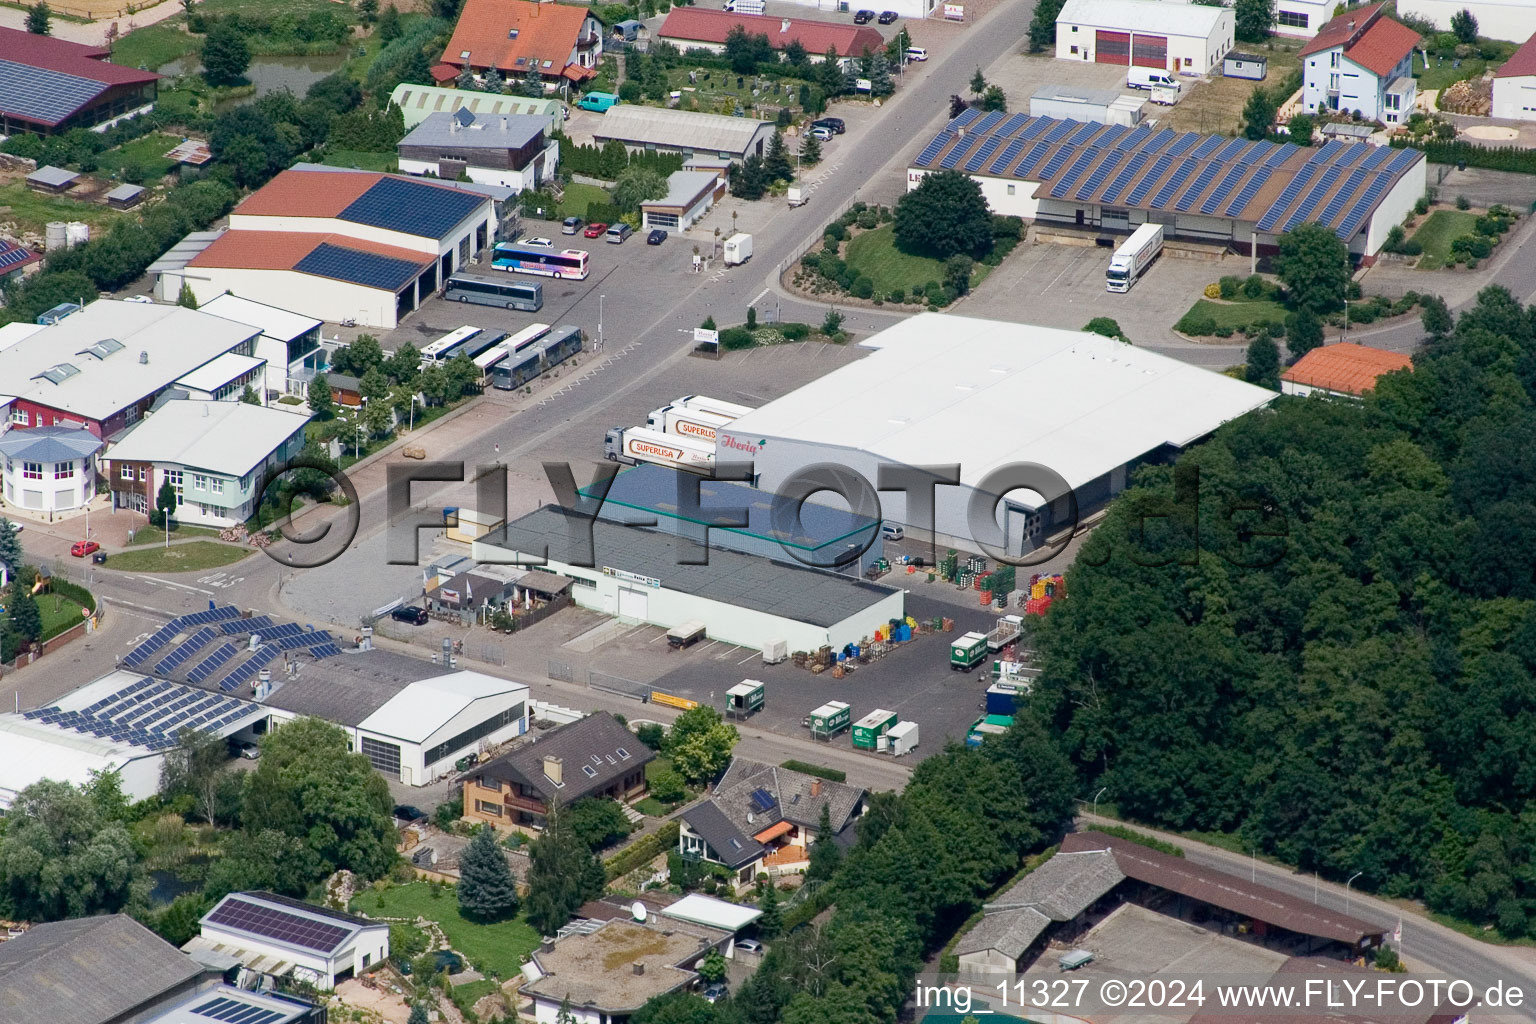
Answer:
xmin=647 ymin=229 xmax=668 ymax=245
xmin=878 ymin=9 xmax=899 ymax=22
xmin=853 ymin=8 xmax=875 ymax=22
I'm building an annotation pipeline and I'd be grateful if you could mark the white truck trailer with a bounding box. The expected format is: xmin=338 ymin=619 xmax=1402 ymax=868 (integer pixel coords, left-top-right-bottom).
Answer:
xmin=723 ymin=233 xmax=753 ymax=265
xmin=604 ymin=426 xmax=716 ymax=472
xmin=677 ymin=394 xmax=753 ymax=419
xmin=646 ymin=403 xmax=734 ymax=444
xmin=1106 ymin=222 xmax=1163 ymax=293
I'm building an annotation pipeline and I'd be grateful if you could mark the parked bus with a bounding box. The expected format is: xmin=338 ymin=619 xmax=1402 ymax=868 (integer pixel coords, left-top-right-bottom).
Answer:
xmin=418 ymin=325 xmax=483 ymax=367
xmin=460 ymin=329 xmax=509 ymax=362
xmin=489 ymin=323 xmax=552 ymax=391
xmin=492 ymin=244 xmax=590 ymax=281
xmin=489 ymin=324 xmax=582 ymax=391
xmin=444 ymin=273 xmax=544 ymax=312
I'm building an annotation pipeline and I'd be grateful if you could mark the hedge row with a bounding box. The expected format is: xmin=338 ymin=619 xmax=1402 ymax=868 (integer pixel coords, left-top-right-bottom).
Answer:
xmin=1095 ymin=824 xmax=1185 ymax=858
xmin=1395 ymin=138 xmax=1536 ymax=176
xmin=779 ymin=760 xmax=846 ymax=782
xmin=605 ymin=819 xmax=681 ymax=881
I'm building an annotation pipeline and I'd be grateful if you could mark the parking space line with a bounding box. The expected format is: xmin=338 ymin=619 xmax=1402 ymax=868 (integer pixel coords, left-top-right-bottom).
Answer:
xmin=648 ymin=631 xmax=670 ymax=644
xmin=714 ymin=645 xmax=740 ymax=659
xmin=698 ymin=639 xmax=722 ymax=652
xmin=737 ymin=650 xmax=759 ymax=665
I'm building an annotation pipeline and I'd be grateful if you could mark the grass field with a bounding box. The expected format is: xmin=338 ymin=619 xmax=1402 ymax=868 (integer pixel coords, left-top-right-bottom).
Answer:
xmin=1 ymin=589 xmax=90 ymax=642
xmin=317 ymin=149 xmax=398 ymax=172
xmin=1181 ymin=297 xmax=1290 ymax=330
xmin=0 ymin=182 xmax=124 ymax=237
xmin=559 ymin=182 xmax=612 ymax=220
xmin=1409 ymin=208 xmax=1478 ymax=270
xmin=1165 ymin=41 xmax=1303 ymax=135
xmin=125 ymin=523 xmax=222 ymax=547
xmin=95 ymin=133 xmax=183 ymax=182
xmin=106 ymin=541 xmax=252 ymax=573
xmin=844 ymin=225 xmax=947 ymax=295
xmin=354 ymin=883 xmax=540 ymax=978
xmin=110 ymin=24 xmax=199 ymax=72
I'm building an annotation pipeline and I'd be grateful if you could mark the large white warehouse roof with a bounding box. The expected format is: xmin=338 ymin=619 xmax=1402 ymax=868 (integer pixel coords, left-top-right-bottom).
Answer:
xmin=722 ymin=314 xmax=1274 ymax=490
xmin=1057 ymin=0 xmax=1228 ymax=34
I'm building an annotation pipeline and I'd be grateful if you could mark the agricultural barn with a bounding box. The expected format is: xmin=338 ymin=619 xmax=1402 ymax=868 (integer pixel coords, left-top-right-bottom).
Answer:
xmin=907 ymin=109 xmax=1427 ymax=260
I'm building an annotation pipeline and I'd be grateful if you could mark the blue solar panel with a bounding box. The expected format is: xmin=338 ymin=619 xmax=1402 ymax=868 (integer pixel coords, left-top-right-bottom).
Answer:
xmin=1019 ymin=118 xmax=1052 ymax=140
xmin=1050 ymin=148 xmax=1102 ymax=198
xmin=970 ymin=110 xmax=1006 ymax=134
xmin=1166 ymin=133 xmax=1201 ymax=158
xmin=1385 ymin=147 xmax=1420 ymax=174
xmin=1199 ymin=164 xmax=1251 ymax=215
xmin=309 ymin=643 xmax=343 ymax=660
xmin=1094 ymin=124 xmax=1131 ymax=149
xmin=1126 ymin=155 xmax=1175 ymax=207
xmin=1076 ymin=150 xmax=1124 ymax=200
xmin=1100 ymin=151 xmax=1149 ymax=205
xmin=1173 ymin=162 xmax=1224 ymax=213
xmin=1335 ymin=173 xmax=1393 ymax=238
xmin=940 ymin=133 xmax=980 ymax=169
xmin=1212 ymin=137 xmax=1248 ymax=162
xmin=1014 ymin=140 xmax=1054 ymax=177
xmin=339 ymin=177 xmax=486 ymax=240
xmin=224 ymin=617 xmax=273 ymax=635
xmin=1265 ymin=143 xmax=1297 ymax=167
xmin=1067 ymin=121 xmax=1102 ymax=145
xmin=1037 ymin=144 xmax=1078 ymax=181
xmin=1224 ymin=166 xmax=1272 ymax=217
xmin=914 ymin=130 xmax=954 ymax=167
xmin=1360 ymin=146 xmax=1394 ymax=171
xmin=0 ymin=58 xmax=110 ymax=126
xmin=987 ymin=137 xmax=1028 ymax=175
xmin=1313 ymin=139 xmax=1348 ymax=165
xmin=1043 ymin=120 xmax=1076 ymax=143
xmin=1316 ymin=168 xmax=1371 ymax=227
xmin=153 ymin=627 xmax=220 ymax=675
xmin=950 ymin=107 xmax=982 ymax=129
xmin=1334 ymin=144 xmax=1371 ymax=169
xmin=1142 ymin=128 xmax=1176 ymax=154
xmin=0 ymin=243 xmax=34 ymax=269
xmin=295 ymin=243 xmax=421 ymax=292
xmin=189 ymin=644 xmax=238 ymax=683
xmin=995 ymin=113 xmax=1030 ymax=138
xmin=1150 ymin=159 xmax=1196 ymax=208
xmin=1239 ymin=141 xmax=1272 ymax=164
xmin=965 ymin=135 xmax=1004 ymax=172
xmin=1256 ymin=163 xmax=1319 ymax=231
xmin=1279 ymin=167 xmax=1340 ymax=232
xmin=1190 ymin=136 xmax=1225 ymax=159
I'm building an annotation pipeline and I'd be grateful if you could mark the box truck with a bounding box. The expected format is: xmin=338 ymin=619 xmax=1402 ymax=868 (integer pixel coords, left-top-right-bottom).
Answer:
xmin=604 ymin=426 xmax=715 ymax=472
xmin=647 ymin=403 xmax=734 ymax=443
xmin=950 ymin=631 xmax=988 ymax=672
xmin=852 ymin=709 xmax=898 ymax=750
xmin=886 ymin=720 xmax=919 ymax=756
xmin=723 ymin=233 xmax=753 ymax=265
xmin=726 ymin=679 xmax=765 ymax=718
xmin=1106 ymin=223 xmax=1163 ymax=293
xmin=677 ymin=394 xmax=753 ymax=419
xmin=806 ymin=700 xmax=851 ymax=739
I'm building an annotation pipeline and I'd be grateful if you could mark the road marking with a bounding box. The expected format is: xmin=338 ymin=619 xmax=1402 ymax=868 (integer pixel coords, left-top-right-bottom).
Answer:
xmin=141 ymin=576 xmax=214 ymax=595
xmin=648 ymin=631 xmax=670 ymax=644
xmin=128 ymin=632 xmax=151 ymax=647
xmin=698 ymin=639 xmax=721 ymax=652
xmin=737 ymin=650 xmax=759 ymax=665
xmin=751 ymin=288 xmax=772 ymax=307
xmin=714 ymin=645 xmax=740 ymax=659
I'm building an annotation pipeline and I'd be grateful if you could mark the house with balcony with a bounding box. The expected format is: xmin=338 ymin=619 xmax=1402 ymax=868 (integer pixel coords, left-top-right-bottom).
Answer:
xmin=1299 ymin=4 xmax=1420 ymax=125
xmin=104 ymin=399 xmax=309 ymax=527
xmin=462 ymin=712 xmax=652 ymax=831
xmin=678 ymin=758 xmax=865 ymax=888
xmin=435 ymin=0 xmax=603 ymax=90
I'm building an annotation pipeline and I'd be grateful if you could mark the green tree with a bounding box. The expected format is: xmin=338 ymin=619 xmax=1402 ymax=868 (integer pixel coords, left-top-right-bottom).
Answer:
xmin=1234 ymin=0 xmax=1274 ymax=41
xmin=1276 ymin=221 xmax=1351 ymax=314
xmin=806 ymin=803 xmax=841 ymax=881
xmin=764 ymin=130 xmax=793 ymax=183
xmin=458 ymin=825 xmax=520 ymax=921
xmin=151 ymin=478 xmax=178 ymax=529
xmin=1284 ymin=309 xmax=1324 ymax=361
xmin=26 ymin=1 xmax=50 ymax=34
xmin=408 ymin=1004 xmax=430 ymax=1024
xmin=1245 ymin=334 xmax=1281 ymax=389
xmin=785 ymin=39 xmax=809 ymax=66
xmin=364 ymin=397 xmax=393 ymax=438
xmin=1420 ymin=293 xmax=1453 ymax=340
xmin=1241 ymin=86 xmax=1276 ymax=140
xmin=457 ymin=64 xmax=476 ymax=90
xmin=7 ymin=588 xmax=41 ymax=642
xmin=1450 ymin=7 xmax=1477 ymax=42
xmin=565 ymin=798 xmax=633 ymax=850
xmin=981 ymin=85 xmax=1007 ymax=112
xmin=240 ymin=384 xmax=261 ymax=405
xmin=308 ymin=371 xmax=335 ymax=420
xmin=614 ymin=167 xmax=668 ymax=212
xmin=358 ymin=0 xmax=378 ymax=19
xmin=155 ymin=892 xmax=211 ymax=946
xmin=757 ymin=880 xmax=781 ymax=938
xmin=177 ymin=281 xmax=199 ymax=308
xmin=332 ymin=333 xmax=385 ymax=375
xmin=696 ymin=949 xmax=727 ymax=983
xmin=1288 ymin=112 xmax=1314 ymax=146
xmin=868 ymin=51 xmax=893 ymax=98
xmin=817 ymin=48 xmax=844 ymax=96
xmin=384 ymin=341 xmax=420 ymax=385
xmin=0 ymin=517 xmax=23 ymax=575
xmin=1028 ymin=0 xmax=1066 ymax=50
xmin=799 ymin=132 xmax=822 ymax=166
xmin=377 ymin=3 xmax=402 ymax=43
xmin=0 ymin=779 xmax=139 ymax=921
xmin=202 ymin=22 xmax=252 ymax=86
xmin=944 ymin=254 xmax=974 ymax=295
xmin=1083 ymin=317 xmax=1127 ymax=341
xmin=359 ymin=366 xmax=390 ymax=402
xmin=894 ymin=169 xmax=993 ymax=259
xmin=160 ymin=728 xmax=231 ymax=825
xmin=665 ymin=706 xmax=739 ymax=785
xmin=969 ymin=67 xmax=986 ymax=97
xmin=648 ymin=766 xmax=686 ymax=803
xmin=523 ymin=805 xmax=606 ymax=934
xmin=483 ymin=66 xmax=504 ymax=93
xmin=241 ymin=717 xmax=397 ymax=883
xmin=730 ymin=154 xmax=770 ymax=200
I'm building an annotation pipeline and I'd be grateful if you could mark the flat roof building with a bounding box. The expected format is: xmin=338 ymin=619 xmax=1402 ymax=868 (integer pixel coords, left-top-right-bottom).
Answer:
xmin=192 ymin=891 xmax=388 ymax=990
xmin=522 ymin=918 xmax=726 ymax=1024
xmin=719 ymin=313 xmax=1274 ymax=557
xmin=908 ymin=109 xmax=1427 ymax=260
xmin=472 ymin=506 xmax=905 ymax=654
xmin=1029 ymin=84 xmax=1146 ymax=125
xmin=593 ymin=105 xmax=775 ymax=163
xmin=641 ymin=169 xmax=723 ymax=233
xmin=390 ymin=83 xmax=564 ymax=133
xmin=0 ymin=27 xmax=159 ymax=136
xmin=397 ymin=109 xmax=559 ymax=192
xmin=198 ymin=292 xmax=326 ymax=399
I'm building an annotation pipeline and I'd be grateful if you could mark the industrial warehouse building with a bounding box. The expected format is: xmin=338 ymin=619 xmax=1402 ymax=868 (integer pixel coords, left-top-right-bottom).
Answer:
xmin=907 ymin=109 xmax=1427 ymax=259
xmin=592 ymin=105 xmax=775 ymax=163
xmin=153 ymin=169 xmax=498 ymax=328
xmin=1054 ymin=0 xmax=1233 ymax=75
xmin=473 ymin=506 xmax=904 ymax=653
xmin=0 ymin=27 xmax=160 ymax=136
xmin=718 ymin=314 xmax=1273 ymax=558
xmin=191 ymin=892 xmax=388 ymax=990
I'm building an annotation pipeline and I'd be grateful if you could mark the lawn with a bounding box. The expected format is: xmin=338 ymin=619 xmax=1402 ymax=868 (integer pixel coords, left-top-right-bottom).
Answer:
xmin=1165 ymin=41 xmax=1303 ymax=135
xmin=316 ymin=149 xmax=398 ymax=173
xmin=844 ymin=224 xmax=947 ymax=295
xmin=125 ymin=522 xmax=223 ymax=547
xmin=105 ymin=541 xmax=253 ymax=573
xmin=94 ymin=133 xmax=182 ymax=182
xmin=1409 ymin=208 xmax=1478 ymax=270
xmin=110 ymin=24 xmax=199 ymax=72
xmin=1413 ymin=50 xmax=1508 ymax=93
xmin=0 ymin=182 xmax=125 ymax=237
xmin=354 ymin=883 xmax=540 ymax=978
xmin=1 ymin=589 xmax=89 ymax=642
xmin=633 ymin=797 xmax=669 ymax=817
xmin=1180 ymin=297 xmax=1290 ymax=331
xmin=559 ymin=182 xmax=612 ymax=220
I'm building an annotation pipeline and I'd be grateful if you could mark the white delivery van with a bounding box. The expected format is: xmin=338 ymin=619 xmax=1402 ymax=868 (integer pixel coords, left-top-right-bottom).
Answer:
xmin=1127 ymin=67 xmax=1179 ymax=91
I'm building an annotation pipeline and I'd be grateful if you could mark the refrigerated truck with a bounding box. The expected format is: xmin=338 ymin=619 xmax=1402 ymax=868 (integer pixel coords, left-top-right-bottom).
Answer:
xmin=1106 ymin=223 xmax=1163 ymax=293
xmin=807 ymin=700 xmax=851 ymax=740
xmin=646 ymin=404 xmax=734 ymax=444
xmin=723 ymin=233 xmax=753 ymax=266
xmin=676 ymin=395 xmax=754 ymax=420
xmin=950 ymin=631 xmax=988 ymax=672
xmin=604 ymin=426 xmax=716 ymax=473
xmin=886 ymin=720 xmax=919 ymax=756
xmin=852 ymin=709 xmax=898 ymax=750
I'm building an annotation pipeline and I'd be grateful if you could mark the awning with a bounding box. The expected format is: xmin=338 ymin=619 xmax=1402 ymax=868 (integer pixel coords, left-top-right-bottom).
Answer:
xmin=562 ymin=64 xmax=597 ymax=83
xmin=752 ymin=820 xmax=793 ymax=843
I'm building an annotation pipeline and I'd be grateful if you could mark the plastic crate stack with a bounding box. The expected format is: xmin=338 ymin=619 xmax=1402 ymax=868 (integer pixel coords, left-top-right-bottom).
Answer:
xmin=1025 ymin=573 xmax=1066 ymax=615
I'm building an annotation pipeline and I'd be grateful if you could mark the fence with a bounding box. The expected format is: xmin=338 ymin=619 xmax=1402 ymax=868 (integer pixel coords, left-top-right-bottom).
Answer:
xmin=777 ymin=206 xmax=846 ymax=280
xmin=547 ymin=660 xmax=652 ymax=701
xmin=548 ymin=660 xmax=577 ymax=683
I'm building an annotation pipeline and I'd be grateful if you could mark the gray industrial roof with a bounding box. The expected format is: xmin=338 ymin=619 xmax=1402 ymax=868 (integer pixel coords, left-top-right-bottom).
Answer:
xmin=955 ymin=905 xmax=1052 ymax=959
xmin=26 ymin=164 xmax=78 ymax=187
xmin=647 ymin=170 xmax=719 ymax=208
xmin=400 ymin=110 xmax=547 ymax=151
xmin=260 ymin=648 xmax=440 ymax=726
xmin=986 ymin=848 xmax=1126 ymax=919
xmin=0 ymin=424 xmax=103 ymax=462
xmin=148 ymin=230 xmax=224 ymax=274
xmin=1031 ymin=84 xmax=1123 ymax=106
xmin=105 ymin=183 xmax=146 ymax=201
xmin=0 ymin=915 xmax=208 ymax=1024
xmin=594 ymin=105 xmax=771 ymax=156
xmin=481 ymin=506 xmax=899 ymax=627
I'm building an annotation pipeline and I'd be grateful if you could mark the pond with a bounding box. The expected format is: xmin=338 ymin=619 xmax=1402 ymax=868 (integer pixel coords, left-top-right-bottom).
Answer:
xmin=157 ymin=52 xmax=348 ymax=109
xmin=149 ymin=866 xmax=205 ymax=905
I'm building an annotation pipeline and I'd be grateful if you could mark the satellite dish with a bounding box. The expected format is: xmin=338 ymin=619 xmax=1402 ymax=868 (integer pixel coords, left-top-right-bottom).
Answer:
xmin=632 ymin=902 xmax=647 ymax=922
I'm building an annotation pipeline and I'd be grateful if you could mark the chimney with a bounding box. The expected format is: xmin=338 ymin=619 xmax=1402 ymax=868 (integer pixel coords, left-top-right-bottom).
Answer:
xmin=502 ymin=116 xmax=508 ymax=131
xmin=202 ymin=404 xmax=209 ymax=417
xmin=543 ymin=755 xmax=563 ymax=785
xmin=811 ymin=778 xmax=822 ymax=797
xmin=780 ymin=17 xmax=790 ymax=32
xmin=632 ymin=962 xmax=645 ymax=976
xmin=139 ymin=350 xmax=148 ymax=364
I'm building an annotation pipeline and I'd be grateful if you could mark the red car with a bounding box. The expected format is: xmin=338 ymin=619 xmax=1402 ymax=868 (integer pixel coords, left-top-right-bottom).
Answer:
xmin=71 ymin=540 xmax=100 ymax=558
xmin=583 ymin=222 xmax=609 ymax=238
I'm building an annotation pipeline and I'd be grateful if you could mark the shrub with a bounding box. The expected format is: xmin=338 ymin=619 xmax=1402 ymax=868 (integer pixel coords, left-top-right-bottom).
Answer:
xmin=851 ymin=275 xmax=874 ymax=299
xmin=887 ymin=287 xmax=905 ymax=304
xmin=1455 ymin=194 xmax=1471 ymax=210
xmin=719 ymin=326 xmax=756 ymax=350
xmin=1242 ymin=274 xmax=1266 ymax=299
xmin=1470 ymin=236 xmax=1493 ymax=259
xmin=781 ymin=322 xmax=811 ymax=340
xmin=1414 ymin=197 xmax=1430 ymax=215
xmin=856 ymin=209 xmax=878 ymax=230
xmin=1403 ymin=239 xmax=1423 ymax=256
xmin=827 ymin=222 xmax=849 ymax=242
xmin=1204 ymin=283 xmax=1222 ymax=299
xmin=605 ymin=820 xmax=681 ymax=880
xmin=1348 ymin=305 xmax=1376 ymax=324
xmin=780 ymin=760 xmax=846 ymax=781
xmin=1214 ymin=326 xmax=1234 ymax=338
xmin=1218 ymin=275 xmax=1240 ymax=299
xmin=1175 ymin=312 xmax=1218 ymax=336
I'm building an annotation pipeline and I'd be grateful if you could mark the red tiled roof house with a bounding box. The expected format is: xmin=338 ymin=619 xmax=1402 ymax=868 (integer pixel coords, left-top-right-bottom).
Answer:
xmin=657 ymin=8 xmax=887 ymax=68
xmin=1491 ymin=31 xmax=1536 ymax=122
xmin=1299 ymin=3 xmax=1420 ymax=125
xmin=1280 ymin=342 xmax=1412 ymax=398
xmin=436 ymin=0 xmax=603 ymax=87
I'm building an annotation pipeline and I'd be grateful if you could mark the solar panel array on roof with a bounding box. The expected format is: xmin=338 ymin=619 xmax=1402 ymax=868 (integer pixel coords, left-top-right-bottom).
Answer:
xmin=1150 ymin=159 xmax=1195 ymax=208
xmin=1051 ymin=147 xmax=1101 ymax=198
xmin=1067 ymin=121 xmax=1101 ymax=145
xmin=1100 ymin=151 xmax=1148 ymax=205
xmin=1166 ymin=133 xmax=1201 ymax=157
xmin=1127 ymin=155 xmax=1174 ymax=206
xmin=339 ymin=176 xmax=484 ymax=239
xmin=1317 ymin=168 xmax=1370 ymax=227
xmin=1224 ymin=166 xmax=1272 ymax=217
xmin=1257 ymin=162 xmax=1320 ymax=231
xmin=914 ymin=130 xmax=954 ymax=167
xmin=1336 ymin=174 xmax=1394 ymax=238
xmin=1076 ymin=150 xmax=1123 ymax=201
xmin=191 ymin=995 xmax=285 ymax=1024
xmin=1360 ymin=146 xmax=1394 ymax=171
xmin=0 ymin=59 xmax=103 ymax=125
xmin=1265 ymin=142 xmax=1298 ymax=167
xmin=1173 ymin=162 xmax=1224 ymax=212
xmin=189 ymin=644 xmax=238 ymax=684
xmin=1212 ymin=137 xmax=1248 ymax=162
xmin=0 ymin=244 xmax=34 ymax=269
xmin=965 ymin=135 xmax=1004 ymax=172
xmin=1199 ymin=164 xmax=1249 ymax=215
xmin=1014 ymin=140 xmax=1053 ymax=178
xmin=1190 ymin=135 xmax=1225 ymax=159
xmin=949 ymin=107 xmax=982 ymax=128
xmin=206 ymin=896 xmax=351 ymax=954
xmin=995 ymin=112 xmax=1029 ymax=137
xmin=22 ymin=677 xmax=255 ymax=751
xmin=294 ymin=243 xmax=421 ymax=292
xmin=941 ymin=133 xmax=979 ymax=169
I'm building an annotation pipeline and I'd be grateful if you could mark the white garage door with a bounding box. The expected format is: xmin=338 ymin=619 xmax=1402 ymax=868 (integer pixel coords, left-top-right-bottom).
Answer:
xmin=618 ymin=588 xmax=648 ymax=621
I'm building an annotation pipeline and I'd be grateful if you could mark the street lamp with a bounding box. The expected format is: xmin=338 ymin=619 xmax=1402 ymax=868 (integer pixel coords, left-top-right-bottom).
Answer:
xmin=1092 ymin=786 xmax=1107 ymax=820
xmin=599 ymin=293 xmax=605 ymax=352
xmin=408 ymin=393 xmax=420 ymax=433
xmin=1345 ymin=871 xmax=1362 ymax=916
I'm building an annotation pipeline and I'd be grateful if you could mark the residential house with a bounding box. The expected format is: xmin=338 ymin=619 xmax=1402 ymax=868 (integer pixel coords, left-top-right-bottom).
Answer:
xmin=1299 ymin=4 xmax=1420 ymax=124
xmin=187 ymin=891 xmax=388 ymax=990
xmin=0 ymin=239 xmax=41 ymax=288
xmin=397 ymin=108 xmax=560 ymax=192
xmin=104 ymin=399 xmax=309 ymax=527
xmin=656 ymin=8 xmax=886 ymax=68
xmin=463 ymin=711 xmax=654 ymax=830
xmin=390 ymin=83 xmax=565 ymax=133
xmin=436 ymin=0 xmax=603 ymax=89
xmin=1280 ymin=342 xmax=1412 ymax=398
xmin=0 ymin=27 xmax=159 ymax=137
xmin=678 ymin=758 xmax=865 ymax=887
xmin=1492 ymin=32 xmax=1536 ymax=121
